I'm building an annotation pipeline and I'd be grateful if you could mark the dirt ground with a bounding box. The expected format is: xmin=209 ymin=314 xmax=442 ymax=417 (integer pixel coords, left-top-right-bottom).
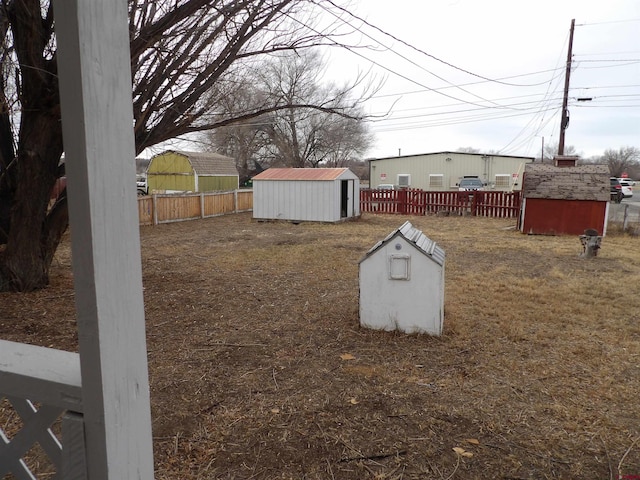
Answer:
xmin=2 ymin=211 xmax=640 ymax=479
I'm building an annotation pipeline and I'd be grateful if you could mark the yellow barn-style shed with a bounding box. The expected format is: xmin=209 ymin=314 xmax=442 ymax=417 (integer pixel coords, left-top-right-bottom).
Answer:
xmin=147 ymin=150 xmax=238 ymax=193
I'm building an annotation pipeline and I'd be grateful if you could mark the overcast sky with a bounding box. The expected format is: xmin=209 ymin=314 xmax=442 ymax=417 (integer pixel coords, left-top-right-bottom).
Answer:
xmin=322 ymin=0 xmax=640 ymax=160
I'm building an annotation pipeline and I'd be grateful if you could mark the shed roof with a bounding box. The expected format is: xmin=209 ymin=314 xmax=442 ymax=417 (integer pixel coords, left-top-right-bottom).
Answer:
xmin=360 ymin=221 xmax=445 ymax=266
xmin=155 ymin=150 xmax=238 ymax=176
xmin=523 ymin=164 xmax=609 ymax=201
xmin=252 ymin=168 xmax=355 ymax=181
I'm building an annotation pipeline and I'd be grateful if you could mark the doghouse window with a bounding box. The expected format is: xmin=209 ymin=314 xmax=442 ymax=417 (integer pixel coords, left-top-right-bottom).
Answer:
xmin=389 ymin=254 xmax=410 ymax=280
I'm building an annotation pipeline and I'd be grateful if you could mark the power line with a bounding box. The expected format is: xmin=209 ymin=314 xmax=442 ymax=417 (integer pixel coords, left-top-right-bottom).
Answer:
xmin=312 ymin=3 xmax=513 ymax=108
xmin=286 ymin=8 xmax=506 ymax=109
xmin=370 ymin=102 xmax=563 ymax=130
xmin=498 ymin=24 xmax=571 ymax=155
xmin=574 ymin=50 xmax=640 ymax=57
xmin=318 ymin=1 xmax=576 ymax=157
xmin=318 ymin=0 xmax=559 ymax=88
xmin=570 ymin=83 xmax=640 ymax=90
xmin=577 ymin=18 xmax=640 ymax=26
xmin=575 ymin=58 xmax=640 ymax=63
xmin=302 ymin=2 xmax=638 ymax=157
xmin=369 ymin=66 xmax=566 ymax=100
xmin=369 ymin=95 xmax=566 ymax=119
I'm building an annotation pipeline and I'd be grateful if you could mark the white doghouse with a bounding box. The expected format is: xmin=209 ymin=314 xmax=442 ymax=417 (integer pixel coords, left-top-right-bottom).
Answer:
xmin=359 ymin=221 xmax=445 ymax=335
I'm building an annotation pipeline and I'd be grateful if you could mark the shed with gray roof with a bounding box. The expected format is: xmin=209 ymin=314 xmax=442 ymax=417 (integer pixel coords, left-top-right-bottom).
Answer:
xmin=359 ymin=221 xmax=445 ymax=335
xmin=520 ymin=163 xmax=610 ymax=235
xmin=147 ymin=150 xmax=238 ymax=193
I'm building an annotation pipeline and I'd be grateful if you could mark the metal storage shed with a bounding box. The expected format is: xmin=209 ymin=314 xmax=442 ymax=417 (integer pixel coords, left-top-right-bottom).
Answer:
xmin=359 ymin=221 xmax=445 ymax=335
xmin=147 ymin=150 xmax=239 ymax=193
xmin=519 ymin=163 xmax=610 ymax=236
xmin=252 ymin=168 xmax=360 ymax=222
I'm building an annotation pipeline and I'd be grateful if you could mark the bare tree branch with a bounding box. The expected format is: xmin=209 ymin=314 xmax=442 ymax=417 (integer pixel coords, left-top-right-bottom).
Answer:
xmin=0 ymin=0 xmax=379 ymax=290
xmin=206 ymin=50 xmax=372 ymax=172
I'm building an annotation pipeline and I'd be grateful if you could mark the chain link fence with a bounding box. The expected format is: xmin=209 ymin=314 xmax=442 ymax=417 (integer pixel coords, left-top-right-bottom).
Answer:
xmin=608 ymin=202 xmax=640 ymax=234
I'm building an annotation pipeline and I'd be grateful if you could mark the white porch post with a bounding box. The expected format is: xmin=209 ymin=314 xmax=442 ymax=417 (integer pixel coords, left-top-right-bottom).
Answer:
xmin=52 ymin=1 xmax=154 ymax=479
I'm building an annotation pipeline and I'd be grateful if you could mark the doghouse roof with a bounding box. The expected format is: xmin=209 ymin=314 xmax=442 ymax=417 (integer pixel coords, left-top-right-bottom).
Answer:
xmin=154 ymin=150 xmax=238 ymax=176
xmin=252 ymin=168 xmax=357 ymax=181
xmin=523 ymin=164 xmax=610 ymax=201
xmin=360 ymin=221 xmax=445 ymax=266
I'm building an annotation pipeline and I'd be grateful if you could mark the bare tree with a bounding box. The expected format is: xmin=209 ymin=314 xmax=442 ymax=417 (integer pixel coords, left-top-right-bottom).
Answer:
xmin=205 ymin=79 xmax=271 ymax=184
xmin=0 ymin=0 xmax=368 ymax=291
xmin=208 ymin=50 xmax=372 ymax=171
xmin=542 ymin=142 xmax=577 ymax=163
xmin=316 ymin=113 xmax=372 ymax=168
xmin=599 ymin=146 xmax=640 ymax=177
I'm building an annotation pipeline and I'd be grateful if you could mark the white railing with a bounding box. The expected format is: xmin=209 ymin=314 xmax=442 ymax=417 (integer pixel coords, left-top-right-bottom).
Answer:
xmin=0 ymin=340 xmax=86 ymax=479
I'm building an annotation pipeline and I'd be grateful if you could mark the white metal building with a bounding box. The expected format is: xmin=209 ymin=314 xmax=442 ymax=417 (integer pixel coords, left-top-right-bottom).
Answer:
xmin=369 ymin=151 xmax=534 ymax=191
xmin=359 ymin=221 xmax=445 ymax=335
xmin=252 ymin=168 xmax=360 ymax=222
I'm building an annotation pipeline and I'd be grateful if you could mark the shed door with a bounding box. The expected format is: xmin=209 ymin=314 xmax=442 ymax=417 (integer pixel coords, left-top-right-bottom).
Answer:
xmin=340 ymin=180 xmax=352 ymax=218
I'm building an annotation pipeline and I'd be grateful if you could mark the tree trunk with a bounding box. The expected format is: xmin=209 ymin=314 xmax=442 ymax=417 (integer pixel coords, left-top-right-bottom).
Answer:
xmin=0 ymin=0 xmax=66 ymax=292
xmin=0 ymin=116 xmax=65 ymax=292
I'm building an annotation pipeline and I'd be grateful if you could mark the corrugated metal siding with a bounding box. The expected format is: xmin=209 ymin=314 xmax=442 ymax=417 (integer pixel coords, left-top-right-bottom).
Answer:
xmin=254 ymin=180 xmax=337 ymax=221
xmin=253 ymin=168 xmax=359 ymax=222
xmin=369 ymin=152 xmax=532 ymax=191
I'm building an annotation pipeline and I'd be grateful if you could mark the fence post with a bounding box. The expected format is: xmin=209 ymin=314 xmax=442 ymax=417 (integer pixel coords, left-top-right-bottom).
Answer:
xmin=471 ymin=192 xmax=478 ymax=216
xmin=152 ymin=194 xmax=158 ymax=226
xmin=398 ymin=189 xmax=407 ymax=214
xmin=54 ymin=0 xmax=155 ymax=476
xmin=623 ymin=204 xmax=630 ymax=230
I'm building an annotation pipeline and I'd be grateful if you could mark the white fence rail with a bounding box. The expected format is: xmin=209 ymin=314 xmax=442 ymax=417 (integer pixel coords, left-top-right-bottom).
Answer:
xmin=0 ymin=340 xmax=85 ymax=479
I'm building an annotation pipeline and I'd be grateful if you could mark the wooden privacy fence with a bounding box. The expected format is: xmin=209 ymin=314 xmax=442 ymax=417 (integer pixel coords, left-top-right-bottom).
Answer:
xmin=138 ymin=189 xmax=253 ymax=226
xmin=360 ymin=189 xmax=522 ymax=218
xmin=136 ymin=188 xmax=522 ymax=225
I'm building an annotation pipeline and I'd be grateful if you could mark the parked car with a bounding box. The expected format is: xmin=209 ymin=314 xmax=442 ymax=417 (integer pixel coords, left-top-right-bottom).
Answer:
xmin=137 ymin=178 xmax=148 ymax=195
xmin=617 ymin=178 xmax=635 ymax=186
xmin=610 ymin=177 xmax=623 ymax=203
xmin=376 ymin=184 xmax=395 ymax=190
xmin=619 ymin=179 xmax=634 ymax=198
xmin=457 ymin=177 xmax=484 ymax=191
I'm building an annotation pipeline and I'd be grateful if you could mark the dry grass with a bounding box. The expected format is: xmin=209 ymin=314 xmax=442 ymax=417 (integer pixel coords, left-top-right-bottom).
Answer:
xmin=2 ymin=211 xmax=640 ymax=479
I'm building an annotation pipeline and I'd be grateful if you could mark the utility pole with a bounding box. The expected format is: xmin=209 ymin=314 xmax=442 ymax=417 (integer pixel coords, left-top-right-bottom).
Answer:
xmin=558 ymin=18 xmax=575 ymax=156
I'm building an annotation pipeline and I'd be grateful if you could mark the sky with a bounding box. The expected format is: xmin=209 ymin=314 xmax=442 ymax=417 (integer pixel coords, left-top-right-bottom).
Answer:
xmin=319 ymin=0 xmax=640 ymax=160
